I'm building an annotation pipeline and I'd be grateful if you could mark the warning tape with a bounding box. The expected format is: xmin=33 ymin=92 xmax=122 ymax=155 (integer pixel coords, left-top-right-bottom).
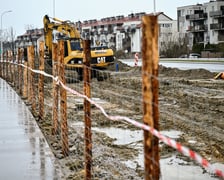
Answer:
xmin=134 ymin=53 xmax=139 ymax=66
xmin=17 ymin=63 xmax=224 ymax=178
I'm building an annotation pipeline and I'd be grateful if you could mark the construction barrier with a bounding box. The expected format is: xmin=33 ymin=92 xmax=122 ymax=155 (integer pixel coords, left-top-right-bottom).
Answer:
xmin=134 ymin=52 xmax=139 ymax=66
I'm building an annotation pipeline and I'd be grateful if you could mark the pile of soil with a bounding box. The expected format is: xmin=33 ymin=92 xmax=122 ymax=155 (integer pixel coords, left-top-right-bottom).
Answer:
xmin=159 ymin=65 xmax=216 ymax=79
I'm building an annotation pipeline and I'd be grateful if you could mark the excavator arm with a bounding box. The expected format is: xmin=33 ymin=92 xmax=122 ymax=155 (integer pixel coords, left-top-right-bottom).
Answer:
xmin=43 ymin=15 xmax=81 ymax=58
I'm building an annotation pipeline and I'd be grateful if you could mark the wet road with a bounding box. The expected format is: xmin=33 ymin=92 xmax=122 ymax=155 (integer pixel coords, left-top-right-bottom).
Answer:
xmin=0 ymin=79 xmax=61 ymax=180
xmin=120 ymin=59 xmax=224 ymax=72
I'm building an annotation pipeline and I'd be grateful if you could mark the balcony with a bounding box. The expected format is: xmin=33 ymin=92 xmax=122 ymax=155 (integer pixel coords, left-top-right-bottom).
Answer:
xmin=188 ymin=25 xmax=208 ymax=32
xmin=210 ymin=23 xmax=224 ymax=30
xmin=210 ymin=10 xmax=224 ymax=17
xmin=186 ymin=13 xmax=207 ymax=20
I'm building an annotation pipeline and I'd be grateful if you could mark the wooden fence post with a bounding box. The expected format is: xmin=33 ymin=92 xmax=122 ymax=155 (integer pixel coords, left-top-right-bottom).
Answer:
xmin=18 ymin=48 xmax=23 ymax=95
xmin=8 ymin=51 xmax=13 ymax=83
xmin=83 ymin=40 xmax=92 ymax=180
xmin=12 ymin=50 xmax=18 ymax=89
xmin=28 ymin=46 xmax=36 ymax=115
xmin=30 ymin=46 xmax=36 ymax=115
xmin=58 ymin=40 xmax=69 ymax=156
xmin=1 ymin=52 xmax=5 ymax=78
xmin=27 ymin=47 xmax=32 ymax=104
xmin=2 ymin=52 xmax=6 ymax=79
xmin=38 ymin=41 xmax=45 ymax=120
xmin=6 ymin=51 xmax=9 ymax=81
xmin=14 ymin=48 xmax=20 ymax=91
xmin=142 ymin=15 xmax=160 ymax=180
xmin=23 ymin=49 xmax=28 ymax=99
xmin=52 ymin=43 xmax=59 ymax=135
xmin=7 ymin=50 xmax=11 ymax=82
xmin=11 ymin=51 xmax=15 ymax=87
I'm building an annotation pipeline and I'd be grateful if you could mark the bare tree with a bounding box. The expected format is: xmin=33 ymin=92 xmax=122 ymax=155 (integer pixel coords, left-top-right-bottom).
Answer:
xmin=2 ymin=26 xmax=16 ymax=53
xmin=160 ymin=34 xmax=188 ymax=58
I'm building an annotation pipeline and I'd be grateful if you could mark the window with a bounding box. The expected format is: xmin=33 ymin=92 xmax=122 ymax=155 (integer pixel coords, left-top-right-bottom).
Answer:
xmin=70 ymin=39 xmax=81 ymax=51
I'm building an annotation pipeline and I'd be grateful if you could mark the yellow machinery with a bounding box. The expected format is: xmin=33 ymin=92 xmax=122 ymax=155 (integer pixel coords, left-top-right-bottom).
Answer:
xmin=43 ymin=15 xmax=114 ymax=80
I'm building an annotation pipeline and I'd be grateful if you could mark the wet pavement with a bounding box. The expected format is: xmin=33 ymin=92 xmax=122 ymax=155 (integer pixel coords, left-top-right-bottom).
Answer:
xmin=120 ymin=59 xmax=224 ymax=72
xmin=0 ymin=78 xmax=61 ymax=180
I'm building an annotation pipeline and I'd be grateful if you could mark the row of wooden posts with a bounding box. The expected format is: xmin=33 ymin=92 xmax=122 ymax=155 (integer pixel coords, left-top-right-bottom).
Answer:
xmin=0 ymin=42 xmax=70 ymax=152
xmin=0 ymin=15 xmax=160 ymax=180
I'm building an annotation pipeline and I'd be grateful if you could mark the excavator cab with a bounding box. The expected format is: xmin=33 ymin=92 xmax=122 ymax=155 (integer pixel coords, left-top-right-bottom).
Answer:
xmin=63 ymin=38 xmax=82 ymax=57
xmin=70 ymin=38 xmax=82 ymax=51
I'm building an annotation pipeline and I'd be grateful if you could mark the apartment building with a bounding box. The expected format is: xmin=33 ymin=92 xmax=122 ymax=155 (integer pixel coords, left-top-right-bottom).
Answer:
xmin=15 ymin=28 xmax=44 ymax=54
xmin=14 ymin=12 xmax=176 ymax=55
xmin=158 ymin=14 xmax=178 ymax=54
xmin=177 ymin=0 xmax=224 ymax=48
xmin=79 ymin=12 xmax=177 ymax=53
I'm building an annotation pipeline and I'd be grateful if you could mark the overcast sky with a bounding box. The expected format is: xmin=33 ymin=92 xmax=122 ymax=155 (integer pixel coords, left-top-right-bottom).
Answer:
xmin=0 ymin=0 xmax=209 ymax=36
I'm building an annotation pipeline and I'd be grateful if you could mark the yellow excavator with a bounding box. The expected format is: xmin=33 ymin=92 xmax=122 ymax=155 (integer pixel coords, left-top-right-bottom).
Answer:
xmin=43 ymin=15 xmax=114 ymax=80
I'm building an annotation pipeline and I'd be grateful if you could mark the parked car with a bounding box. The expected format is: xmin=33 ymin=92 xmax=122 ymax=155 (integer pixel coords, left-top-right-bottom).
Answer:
xmin=189 ymin=53 xmax=201 ymax=58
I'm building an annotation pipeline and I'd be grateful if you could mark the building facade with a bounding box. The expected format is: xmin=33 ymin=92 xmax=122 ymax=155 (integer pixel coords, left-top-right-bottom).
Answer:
xmin=79 ymin=12 xmax=177 ymax=54
xmin=177 ymin=0 xmax=224 ymax=48
xmin=15 ymin=28 xmax=44 ymax=54
xmin=14 ymin=12 xmax=177 ymax=55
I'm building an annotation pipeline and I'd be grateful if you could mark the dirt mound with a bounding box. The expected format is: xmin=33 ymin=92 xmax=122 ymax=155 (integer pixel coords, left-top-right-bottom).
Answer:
xmin=159 ymin=65 xmax=216 ymax=79
xmin=109 ymin=60 xmax=216 ymax=79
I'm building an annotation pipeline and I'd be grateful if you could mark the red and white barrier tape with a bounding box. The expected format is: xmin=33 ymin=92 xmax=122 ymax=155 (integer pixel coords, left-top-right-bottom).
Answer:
xmin=59 ymin=77 xmax=224 ymax=179
xmin=134 ymin=52 xmax=139 ymax=67
xmin=18 ymin=63 xmax=224 ymax=179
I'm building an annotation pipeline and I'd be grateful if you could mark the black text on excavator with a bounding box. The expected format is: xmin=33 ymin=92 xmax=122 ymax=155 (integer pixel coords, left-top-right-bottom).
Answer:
xmin=43 ymin=15 xmax=114 ymax=81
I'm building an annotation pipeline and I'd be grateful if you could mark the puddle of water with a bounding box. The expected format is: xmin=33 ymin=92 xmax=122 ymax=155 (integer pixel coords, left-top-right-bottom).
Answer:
xmin=92 ymin=126 xmax=182 ymax=145
xmin=71 ymin=122 xmax=221 ymax=179
xmin=129 ymin=147 xmax=219 ymax=180
xmin=161 ymin=130 xmax=183 ymax=139
xmin=92 ymin=127 xmax=142 ymax=145
xmin=160 ymin=155 xmax=218 ymax=180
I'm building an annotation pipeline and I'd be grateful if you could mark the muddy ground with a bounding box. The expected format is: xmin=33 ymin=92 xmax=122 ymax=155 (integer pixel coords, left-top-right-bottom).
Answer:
xmin=33 ymin=60 xmax=224 ymax=179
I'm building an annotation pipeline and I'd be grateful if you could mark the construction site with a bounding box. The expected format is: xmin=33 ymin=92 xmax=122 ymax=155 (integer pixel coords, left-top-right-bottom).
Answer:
xmin=0 ymin=13 xmax=224 ymax=180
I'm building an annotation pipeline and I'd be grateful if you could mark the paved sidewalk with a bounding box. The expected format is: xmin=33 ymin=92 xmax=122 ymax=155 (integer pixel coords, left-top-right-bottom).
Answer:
xmin=0 ymin=79 xmax=61 ymax=180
